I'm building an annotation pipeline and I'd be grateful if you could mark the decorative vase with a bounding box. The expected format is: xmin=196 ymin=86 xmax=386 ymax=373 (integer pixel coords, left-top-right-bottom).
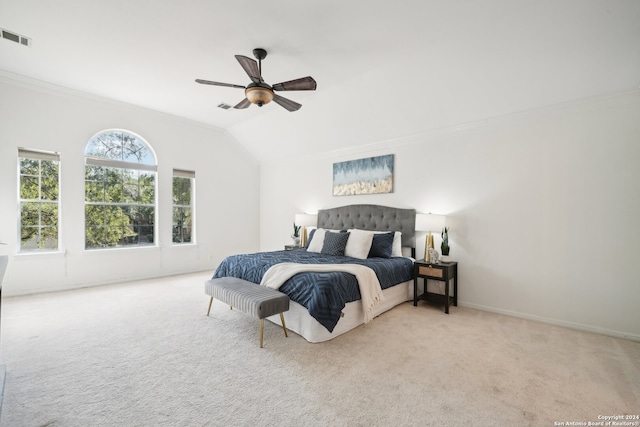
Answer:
xmin=291 ymin=235 xmax=301 ymax=247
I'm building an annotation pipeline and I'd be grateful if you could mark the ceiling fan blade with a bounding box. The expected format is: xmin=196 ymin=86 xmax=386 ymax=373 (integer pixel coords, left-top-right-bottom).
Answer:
xmin=272 ymin=76 xmax=317 ymax=91
xmin=273 ymin=94 xmax=302 ymax=112
xmin=195 ymin=79 xmax=245 ymax=89
xmin=234 ymin=98 xmax=251 ymax=109
xmin=235 ymin=55 xmax=262 ymax=84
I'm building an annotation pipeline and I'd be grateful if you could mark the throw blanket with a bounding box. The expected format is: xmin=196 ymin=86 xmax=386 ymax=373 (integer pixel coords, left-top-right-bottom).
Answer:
xmin=261 ymin=263 xmax=385 ymax=324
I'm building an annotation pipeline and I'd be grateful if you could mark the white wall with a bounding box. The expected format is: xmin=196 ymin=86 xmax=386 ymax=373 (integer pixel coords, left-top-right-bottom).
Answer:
xmin=0 ymin=73 xmax=260 ymax=295
xmin=260 ymin=90 xmax=640 ymax=341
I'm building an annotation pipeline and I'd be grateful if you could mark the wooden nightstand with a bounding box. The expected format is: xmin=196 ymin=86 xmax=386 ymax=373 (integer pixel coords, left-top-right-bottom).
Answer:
xmin=413 ymin=260 xmax=458 ymax=313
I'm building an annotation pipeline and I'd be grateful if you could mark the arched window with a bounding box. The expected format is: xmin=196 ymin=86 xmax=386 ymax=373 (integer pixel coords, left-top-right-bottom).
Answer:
xmin=84 ymin=130 xmax=157 ymax=249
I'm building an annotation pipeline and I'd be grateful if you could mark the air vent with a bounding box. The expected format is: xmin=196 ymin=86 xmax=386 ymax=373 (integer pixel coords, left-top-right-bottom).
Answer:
xmin=217 ymin=103 xmax=232 ymax=110
xmin=1 ymin=28 xmax=31 ymax=47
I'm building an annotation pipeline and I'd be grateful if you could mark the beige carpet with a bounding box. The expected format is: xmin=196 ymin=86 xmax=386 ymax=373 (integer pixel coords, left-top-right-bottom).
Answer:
xmin=1 ymin=272 xmax=638 ymax=426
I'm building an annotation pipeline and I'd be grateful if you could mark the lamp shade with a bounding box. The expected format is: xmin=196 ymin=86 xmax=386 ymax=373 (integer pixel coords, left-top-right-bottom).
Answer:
xmin=294 ymin=213 xmax=317 ymax=227
xmin=415 ymin=213 xmax=446 ymax=232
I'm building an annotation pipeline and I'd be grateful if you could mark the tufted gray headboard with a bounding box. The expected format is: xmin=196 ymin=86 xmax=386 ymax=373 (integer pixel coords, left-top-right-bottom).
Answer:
xmin=317 ymin=205 xmax=416 ymax=249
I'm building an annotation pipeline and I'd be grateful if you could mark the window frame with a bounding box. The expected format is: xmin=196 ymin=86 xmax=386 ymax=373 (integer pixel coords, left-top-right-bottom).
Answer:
xmin=17 ymin=148 xmax=61 ymax=253
xmin=172 ymin=169 xmax=195 ymax=245
xmin=84 ymin=129 xmax=158 ymax=250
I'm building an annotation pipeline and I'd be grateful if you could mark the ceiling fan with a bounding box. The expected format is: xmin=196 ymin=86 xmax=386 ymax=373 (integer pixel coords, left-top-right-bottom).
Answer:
xmin=196 ymin=48 xmax=317 ymax=112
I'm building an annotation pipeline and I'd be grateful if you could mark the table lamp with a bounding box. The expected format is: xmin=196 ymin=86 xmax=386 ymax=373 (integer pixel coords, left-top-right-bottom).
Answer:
xmin=415 ymin=213 xmax=446 ymax=263
xmin=294 ymin=213 xmax=317 ymax=247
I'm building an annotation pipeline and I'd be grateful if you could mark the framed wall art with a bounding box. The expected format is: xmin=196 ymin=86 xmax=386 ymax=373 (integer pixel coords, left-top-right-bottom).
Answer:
xmin=332 ymin=154 xmax=394 ymax=196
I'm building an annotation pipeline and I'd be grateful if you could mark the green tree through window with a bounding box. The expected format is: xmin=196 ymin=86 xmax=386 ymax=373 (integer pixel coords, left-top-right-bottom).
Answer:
xmin=19 ymin=149 xmax=60 ymax=251
xmin=172 ymin=169 xmax=195 ymax=244
xmin=85 ymin=130 xmax=157 ymax=249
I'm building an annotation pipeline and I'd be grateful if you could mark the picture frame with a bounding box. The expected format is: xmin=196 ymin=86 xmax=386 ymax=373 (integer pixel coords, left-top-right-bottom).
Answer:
xmin=332 ymin=154 xmax=394 ymax=196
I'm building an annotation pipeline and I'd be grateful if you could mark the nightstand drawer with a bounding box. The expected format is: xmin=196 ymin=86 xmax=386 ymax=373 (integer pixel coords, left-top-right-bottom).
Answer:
xmin=418 ymin=266 xmax=443 ymax=278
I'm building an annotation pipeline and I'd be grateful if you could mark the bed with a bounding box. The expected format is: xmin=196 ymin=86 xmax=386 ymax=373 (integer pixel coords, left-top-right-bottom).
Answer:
xmin=212 ymin=204 xmax=416 ymax=342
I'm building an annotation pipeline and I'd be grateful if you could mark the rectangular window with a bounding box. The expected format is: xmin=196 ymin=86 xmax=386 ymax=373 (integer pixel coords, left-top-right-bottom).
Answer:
xmin=85 ymin=165 xmax=156 ymax=249
xmin=172 ymin=169 xmax=194 ymax=244
xmin=18 ymin=148 xmax=60 ymax=252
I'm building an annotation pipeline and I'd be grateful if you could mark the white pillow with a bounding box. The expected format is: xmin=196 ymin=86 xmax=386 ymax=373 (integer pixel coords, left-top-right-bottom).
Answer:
xmin=344 ymin=229 xmax=375 ymax=259
xmin=391 ymin=232 xmax=403 ymax=257
xmin=306 ymin=229 xmax=327 ymax=253
xmin=369 ymin=230 xmax=403 ymax=257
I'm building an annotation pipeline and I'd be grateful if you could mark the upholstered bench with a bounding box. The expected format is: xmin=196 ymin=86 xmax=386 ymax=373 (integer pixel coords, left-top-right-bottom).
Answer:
xmin=205 ymin=277 xmax=290 ymax=348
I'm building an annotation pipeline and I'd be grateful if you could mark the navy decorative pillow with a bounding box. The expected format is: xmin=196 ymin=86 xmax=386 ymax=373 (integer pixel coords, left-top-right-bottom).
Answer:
xmin=304 ymin=228 xmax=317 ymax=249
xmin=321 ymin=231 xmax=350 ymax=256
xmin=368 ymin=231 xmax=395 ymax=258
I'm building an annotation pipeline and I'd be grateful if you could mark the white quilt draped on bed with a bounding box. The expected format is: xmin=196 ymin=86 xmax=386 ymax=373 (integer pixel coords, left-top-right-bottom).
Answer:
xmin=260 ymin=263 xmax=385 ymax=324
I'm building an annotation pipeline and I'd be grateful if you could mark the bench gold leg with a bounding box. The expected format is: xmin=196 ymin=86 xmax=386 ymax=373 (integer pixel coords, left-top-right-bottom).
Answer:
xmin=259 ymin=319 xmax=264 ymax=348
xmin=206 ymin=297 xmax=213 ymax=316
xmin=280 ymin=313 xmax=288 ymax=337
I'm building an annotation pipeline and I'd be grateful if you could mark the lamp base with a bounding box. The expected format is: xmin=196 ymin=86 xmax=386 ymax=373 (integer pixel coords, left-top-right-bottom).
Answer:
xmin=424 ymin=232 xmax=435 ymax=262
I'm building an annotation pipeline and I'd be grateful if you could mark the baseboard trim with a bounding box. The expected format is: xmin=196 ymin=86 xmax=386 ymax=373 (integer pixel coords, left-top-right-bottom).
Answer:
xmin=2 ymin=269 xmax=213 ymax=297
xmin=458 ymin=301 xmax=640 ymax=342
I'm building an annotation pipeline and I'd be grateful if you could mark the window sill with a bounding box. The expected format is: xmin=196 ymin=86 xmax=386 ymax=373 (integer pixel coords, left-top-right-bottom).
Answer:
xmin=14 ymin=250 xmax=67 ymax=260
xmin=171 ymin=243 xmax=197 ymax=248
xmin=83 ymin=245 xmax=160 ymax=255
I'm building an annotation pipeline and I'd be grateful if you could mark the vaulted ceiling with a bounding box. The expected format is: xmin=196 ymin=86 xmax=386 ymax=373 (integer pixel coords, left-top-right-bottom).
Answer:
xmin=1 ymin=0 xmax=639 ymax=162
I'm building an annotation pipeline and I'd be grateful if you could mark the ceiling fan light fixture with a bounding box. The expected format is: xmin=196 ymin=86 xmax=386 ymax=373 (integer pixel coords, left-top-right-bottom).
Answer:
xmin=245 ymin=85 xmax=274 ymax=107
xmin=196 ymin=47 xmax=316 ymax=112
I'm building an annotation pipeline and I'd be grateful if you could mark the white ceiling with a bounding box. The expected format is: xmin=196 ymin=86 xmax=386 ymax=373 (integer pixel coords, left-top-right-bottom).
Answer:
xmin=1 ymin=0 xmax=639 ymax=162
